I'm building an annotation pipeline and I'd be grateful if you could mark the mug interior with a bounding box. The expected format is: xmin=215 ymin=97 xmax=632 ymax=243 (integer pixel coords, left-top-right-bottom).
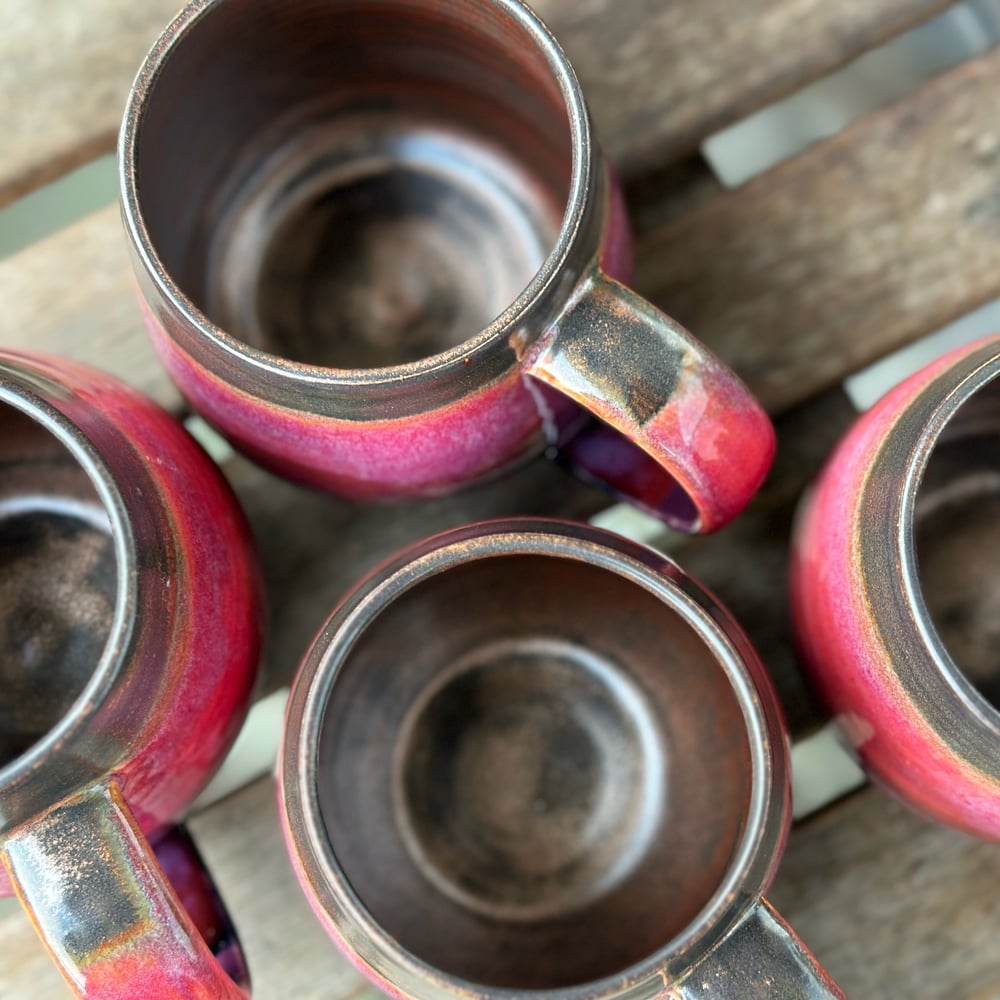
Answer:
xmin=133 ymin=0 xmax=573 ymax=369
xmin=315 ymin=551 xmax=754 ymax=989
xmin=0 ymin=400 xmax=118 ymax=767
xmin=914 ymin=373 xmax=1000 ymax=708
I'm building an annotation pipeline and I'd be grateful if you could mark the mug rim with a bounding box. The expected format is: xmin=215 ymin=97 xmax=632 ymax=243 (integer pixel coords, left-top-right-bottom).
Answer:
xmin=0 ymin=356 xmax=136 ymax=796
xmin=280 ymin=518 xmax=789 ymax=1000
xmin=876 ymin=342 xmax=1000 ymax=770
xmin=119 ymin=0 xmax=594 ymax=395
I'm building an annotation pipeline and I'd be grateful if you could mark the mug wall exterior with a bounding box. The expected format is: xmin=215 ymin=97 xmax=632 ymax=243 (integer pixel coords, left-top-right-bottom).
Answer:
xmin=121 ymin=0 xmax=774 ymax=532
xmin=0 ymin=351 xmax=261 ymax=997
xmin=0 ymin=351 xmax=262 ymax=857
xmin=791 ymin=336 xmax=1000 ymax=839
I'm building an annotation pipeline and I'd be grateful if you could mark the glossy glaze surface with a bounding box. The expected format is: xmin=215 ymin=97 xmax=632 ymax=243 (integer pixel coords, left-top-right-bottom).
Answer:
xmin=122 ymin=0 xmax=772 ymax=531
xmin=791 ymin=335 xmax=1000 ymax=838
xmin=0 ymin=351 xmax=261 ymax=995
xmin=280 ymin=520 xmax=838 ymax=998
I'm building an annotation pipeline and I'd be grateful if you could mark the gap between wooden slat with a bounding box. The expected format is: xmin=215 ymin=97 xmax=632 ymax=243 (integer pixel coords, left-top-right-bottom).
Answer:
xmin=636 ymin=41 xmax=1000 ymax=415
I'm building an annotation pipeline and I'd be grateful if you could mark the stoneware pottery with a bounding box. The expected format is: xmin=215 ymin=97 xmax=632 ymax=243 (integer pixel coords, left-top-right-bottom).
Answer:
xmin=792 ymin=335 xmax=1000 ymax=839
xmin=280 ymin=519 xmax=843 ymax=998
xmin=120 ymin=0 xmax=774 ymax=532
xmin=0 ymin=351 xmax=261 ymax=997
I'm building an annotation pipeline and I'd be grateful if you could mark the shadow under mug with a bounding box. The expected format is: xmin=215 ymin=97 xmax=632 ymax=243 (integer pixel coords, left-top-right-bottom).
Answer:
xmin=792 ymin=335 xmax=1000 ymax=840
xmin=0 ymin=352 xmax=261 ymax=997
xmin=280 ymin=520 xmax=842 ymax=998
xmin=120 ymin=0 xmax=774 ymax=533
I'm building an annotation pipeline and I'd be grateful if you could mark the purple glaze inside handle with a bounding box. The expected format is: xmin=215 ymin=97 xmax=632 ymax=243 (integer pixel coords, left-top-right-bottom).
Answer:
xmin=154 ymin=825 xmax=250 ymax=991
xmin=556 ymin=418 xmax=700 ymax=529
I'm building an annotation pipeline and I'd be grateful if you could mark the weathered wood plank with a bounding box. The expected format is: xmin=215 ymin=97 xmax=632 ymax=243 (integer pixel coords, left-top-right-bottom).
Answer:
xmin=0 ymin=206 xmax=181 ymax=410
xmin=637 ymin=44 xmax=1000 ymax=415
xmin=0 ymin=0 xmax=181 ymax=208
xmin=3 ymin=776 xmax=995 ymax=999
xmin=226 ymin=451 xmax=607 ymax=697
xmin=663 ymin=387 xmax=858 ymax=734
xmin=771 ymin=788 xmax=1000 ymax=998
xmin=536 ymin=0 xmax=954 ymax=176
xmin=0 ymin=0 xmax=952 ymax=206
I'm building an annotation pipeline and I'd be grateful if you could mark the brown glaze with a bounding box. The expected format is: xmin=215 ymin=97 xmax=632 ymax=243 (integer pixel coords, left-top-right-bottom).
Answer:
xmin=317 ymin=551 xmax=751 ymax=988
xmin=914 ymin=382 xmax=1000 ymax=708
xmin=132 ymin=0 xmax=569 ymax=375
xmin=0 ymin=401 xmax=116 ymax=766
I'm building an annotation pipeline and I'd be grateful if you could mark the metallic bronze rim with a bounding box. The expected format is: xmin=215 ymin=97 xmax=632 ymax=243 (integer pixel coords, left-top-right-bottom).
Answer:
xmin=860 ymin=342 xmax=1000 ymax=782
xmin=119 ymin=0 xmax=596 ymax=412
xmin=282 ymin=520 xmax=788 ymax=1000
xmin=0 ymin=358 xmax=136 ymax=797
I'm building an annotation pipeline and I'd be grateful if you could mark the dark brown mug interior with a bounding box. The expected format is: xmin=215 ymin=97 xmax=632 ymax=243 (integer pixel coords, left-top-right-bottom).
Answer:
xmin=915 ymin=375 xmax=1000 ymax=708
xmin=316 ymin=553 xmax=753 ymax=989
xmin=0 ymin=401 xmax=117 ymax=768
xmin=135 ymin=0 xmax=573 ymax=369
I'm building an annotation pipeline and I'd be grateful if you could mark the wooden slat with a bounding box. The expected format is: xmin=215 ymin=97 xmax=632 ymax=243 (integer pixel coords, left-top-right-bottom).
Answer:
xmin=0 ymin=0 xmax=181 ymax=208
xmin=225 ymin=452 xmax=606 ymax=697
xmin=0 ymin=0 xmax=951 ymax=206
xmin=770 ymin=788 xmax=1000 ymax=998
xmin=663 ymin=387 xmax=858 ymax=734
xmin=3 ymin=776 xmax=996 ymax=999
xmin=13 ymin=41 xmax=1000 ymax=422
xmin=637 ymin=44 xmax=1000 ymax=415
xmin=0 ymin=207 xmax=181 ymax=410
xmin=536 ymin=0 xmax=954 ymax=176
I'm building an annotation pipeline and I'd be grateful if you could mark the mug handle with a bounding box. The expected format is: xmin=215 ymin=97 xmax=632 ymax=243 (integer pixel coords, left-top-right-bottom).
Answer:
xmin=2 ymin=783 xmax=249 ymax=999
xmin=525 ymin=268 xmax=775 ymax=532
xmin=669 ymin=900 xmax=843 ymax=998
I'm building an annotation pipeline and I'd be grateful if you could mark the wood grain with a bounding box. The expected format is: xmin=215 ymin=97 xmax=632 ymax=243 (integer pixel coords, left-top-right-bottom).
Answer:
xmin=637 ymin=43 xmax=1000 ymax=415
xmin=2 ymin=777 xmax=996 ymax=999
xmin=224 ymin=451 xmax=607 ymax=698
xmin=771 ymin=788 xmax=1000 ymax=998
xmin=14 ymin=42 xmax=1000 ymax=423
xmin=0 ymin=0 xmax=181 ymax=208
xmin=0 ymin=206 xmax=182 ymax=410
xmin=534 ymin=0 xmax=953 ymax=176
xmin=0 ymin=0 xmax=950 ymax=206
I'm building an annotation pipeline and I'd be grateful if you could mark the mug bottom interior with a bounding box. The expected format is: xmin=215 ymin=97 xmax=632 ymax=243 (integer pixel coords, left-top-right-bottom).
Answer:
xmin=395 ymin=636 xmax=664 ymax=924
xmin=316 ymin=552 xmax=753 ymax=989
xmin=203 ymin=112 xmax=564 ymax=368
xmin=0 ymin=401 xmax=116 ymax=767
xmin=915 ymin=386 xmax=1000 ymax=707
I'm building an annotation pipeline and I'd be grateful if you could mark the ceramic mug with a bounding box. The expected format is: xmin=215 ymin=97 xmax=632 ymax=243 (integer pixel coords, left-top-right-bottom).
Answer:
xmin=0 ymin=351 xmax=261 ymax=997
xmin=280 ymin=520 xmax=842 ymax=998
xmin=791 ymin=335 xmax=1000 ymax=839
xmin=120 ymin=0 xmax=774 ymax=532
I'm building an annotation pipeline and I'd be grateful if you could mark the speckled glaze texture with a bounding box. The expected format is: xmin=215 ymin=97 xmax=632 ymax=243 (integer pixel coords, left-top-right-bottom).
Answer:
xmin=0 ymin=351 xmax=260 ymax=996
xmin=121 ymin=0 xmax=773 ymax=533
xmin=791 ymin=335 xmax=1000 ymax=839
xmin=279 ymin=520 xmax=840 ymax=998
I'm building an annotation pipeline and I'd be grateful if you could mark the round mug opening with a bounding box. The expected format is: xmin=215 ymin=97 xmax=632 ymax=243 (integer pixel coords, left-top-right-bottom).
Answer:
xmin=303 ymin=536 xmax=773 ymax=994
xmin=125 ymin=0 xmax=586 ymax=378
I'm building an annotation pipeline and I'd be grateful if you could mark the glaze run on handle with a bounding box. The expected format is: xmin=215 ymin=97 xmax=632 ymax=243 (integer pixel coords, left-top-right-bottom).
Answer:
xmin=3 ymin=784 xmax=249 ymax=1000
xmin=527 ymin=268 xmax=775 ymax=532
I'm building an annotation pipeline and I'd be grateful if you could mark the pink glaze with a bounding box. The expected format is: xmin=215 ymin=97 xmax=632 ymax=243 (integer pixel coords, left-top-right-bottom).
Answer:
xmin=145 ymin=306 xmax=545 ymax=497
xmin=0 ymin=352 xmax=260 ymax=995
xmin=0 ymin=353 xmax=261 ymax=891
xmin=791 ymin=338 xmax=1000 ymax=838
xmin=138 ymin=162 xmax=773 ymax=531
xmin=139 ymin=163 xmax=637 ymax=502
